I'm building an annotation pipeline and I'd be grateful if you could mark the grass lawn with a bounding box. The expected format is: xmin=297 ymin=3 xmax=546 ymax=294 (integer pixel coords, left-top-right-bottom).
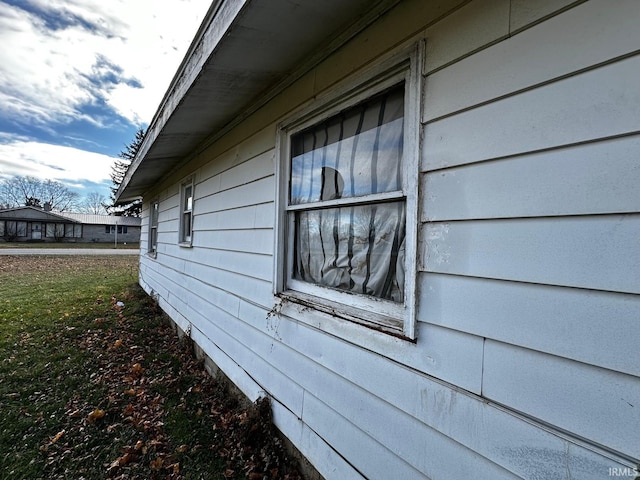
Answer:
xmin=0 ymin=242 xmax=140 ymax=249
xmin=0 ymin=256 xmax=301 ymax=480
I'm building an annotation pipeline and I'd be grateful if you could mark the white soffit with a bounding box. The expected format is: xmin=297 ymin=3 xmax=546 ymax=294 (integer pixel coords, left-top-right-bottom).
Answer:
xmin=117 ymin=0 xmax=396 ymax=202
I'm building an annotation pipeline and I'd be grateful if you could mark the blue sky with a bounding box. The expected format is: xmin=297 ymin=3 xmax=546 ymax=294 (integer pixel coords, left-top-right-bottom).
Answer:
xmin=0 ymin=0 xmax=211 ymax=203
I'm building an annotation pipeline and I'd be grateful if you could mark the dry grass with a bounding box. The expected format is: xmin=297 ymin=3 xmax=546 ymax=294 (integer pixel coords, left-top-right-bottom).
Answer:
xmin=0 ymin=255 xmax=302 ymax=480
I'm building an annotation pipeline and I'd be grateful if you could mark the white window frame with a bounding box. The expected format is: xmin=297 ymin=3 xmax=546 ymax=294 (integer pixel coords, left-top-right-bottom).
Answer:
xmin=148 ymin=199 xmax=159 ymax=257
xmin=274 ymin=42 xmax=422 ymax=341
xmin=179 ymin=177 xmax=195 ymax=247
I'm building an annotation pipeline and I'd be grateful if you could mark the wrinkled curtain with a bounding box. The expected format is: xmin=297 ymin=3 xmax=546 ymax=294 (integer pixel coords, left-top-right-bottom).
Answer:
xmin=294 ymin=202 xmax=406 ymax=301
xmin=290 ymin=85 xmax=406 ymax=302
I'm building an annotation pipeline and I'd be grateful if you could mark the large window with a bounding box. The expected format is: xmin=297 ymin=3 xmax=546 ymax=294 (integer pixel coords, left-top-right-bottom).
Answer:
xmin=179 ymin=177 xmax=194 ymax=246
xmin=148 ymin=200 xmax=159 ymax=255
xmin=65 ymin=224 xmax=82 ymax=238
xmin=276 ymin=49 xmax=421 ymax=339
xmin=45 ymin=223 xmax=65 ymax=238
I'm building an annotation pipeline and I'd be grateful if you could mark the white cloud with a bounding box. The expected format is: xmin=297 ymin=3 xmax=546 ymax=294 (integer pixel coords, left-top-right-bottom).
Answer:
xmin=0 ymin=139 xmax=116 ymax=185
xmin=0 ymin=0 xmax=210 ymax=127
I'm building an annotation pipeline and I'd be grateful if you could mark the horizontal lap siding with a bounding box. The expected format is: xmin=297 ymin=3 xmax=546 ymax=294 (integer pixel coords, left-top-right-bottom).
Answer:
xmin=483 ymin=342 xmax=640 ymax=459
xmin=424 ymin=0 xmax=640 ymax=122
xmin=423 ymin=136 xmax=640 ymax=221
xmin=423 ymin=216 xmax=640 ymax=294
xmin=138 ymin=0 xmax=639 ymax=477
xmin=238 ymin=300 xmax=623 ymax=480
xmin=424 ymin=55 xmax=640 ymax=170
xmin=420 ymin=274 xmax=640 ymax=377
xmin=420 ymin=0 xmax=640 ymax=467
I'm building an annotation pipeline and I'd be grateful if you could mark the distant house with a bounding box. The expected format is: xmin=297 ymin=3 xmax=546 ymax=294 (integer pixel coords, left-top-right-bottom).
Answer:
xmin=0 ymin=206 xmax=141 ymax=243
xmin=116 ymin=1 xmax=639 ymax=479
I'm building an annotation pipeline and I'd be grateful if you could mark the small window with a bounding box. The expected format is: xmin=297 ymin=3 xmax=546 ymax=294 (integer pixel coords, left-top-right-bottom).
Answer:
xmin=179 ymin=178 xmax=194 ymax=246
xmin=148 ymin=200 xmax=159 ymax=256
xmin=106 ymin=225 xmax=127 ymax=234
xmin=276 ymin=49 xmax=421 ymax=340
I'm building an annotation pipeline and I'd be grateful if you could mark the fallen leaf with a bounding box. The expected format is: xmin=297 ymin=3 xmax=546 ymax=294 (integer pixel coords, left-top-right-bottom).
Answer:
xmin=116 ymin=452 xmax=133 ymax=466
xmin=114 ymin=339 xmax=123 ymax=348
xmin=50 ymin=430 xmax=65 ymax=444
xmin=131 ymin=363 xmax=143 ymax=374
xmin=176 ymin=444 xmax=189 ymax=453
xmin=150 ymin=457 xmax=163 ymax=470
xmin=87 ymin=408 xmax=105 ymax=423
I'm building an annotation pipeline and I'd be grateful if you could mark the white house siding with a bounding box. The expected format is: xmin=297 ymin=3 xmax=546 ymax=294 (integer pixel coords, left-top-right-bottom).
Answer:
xmin=138 ymin=0 xmax=639 ymax=478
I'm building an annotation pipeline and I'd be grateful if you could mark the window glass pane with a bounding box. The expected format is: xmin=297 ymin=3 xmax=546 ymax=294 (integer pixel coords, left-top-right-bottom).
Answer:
xmin=46 ymin=223 xmax=55 ymax=237
xmin=184 ymin=185 xmax=193 ymax=211
xmin=151 ymin=202 xmax=158 ymax=225
xmin=290 ymin=85 xmax=404 ymax=205
xmin=55 ymin=224 xmax=64 ymax=237
xmin=149 ymin=201 xmax=159 ymax=253
xmin=150 ymin=228 xmax=157 ymax=251
xmin=294 ymin=201 xmax=406 ymax=302
xmin=0 ymin=221 xmax=4 ymax=236
xmin=182 ymin=212 xmax=192 ymax=240
xmin=74 ymin=225 xmax=82 ymax=238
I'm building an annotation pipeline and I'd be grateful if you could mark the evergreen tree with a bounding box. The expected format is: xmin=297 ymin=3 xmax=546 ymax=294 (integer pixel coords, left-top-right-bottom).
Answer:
xmin=110 ymin=128 xmax=145 ymax=216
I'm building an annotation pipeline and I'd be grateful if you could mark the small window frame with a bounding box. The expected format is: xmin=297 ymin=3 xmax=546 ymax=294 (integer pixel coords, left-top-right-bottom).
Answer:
xmin=148 ymin=199 xmax=159 ymax=257
xmin=179 ymin=177 xmax=195 ymax=247
xmin=274 ymin=42 xmax=423 ymax=341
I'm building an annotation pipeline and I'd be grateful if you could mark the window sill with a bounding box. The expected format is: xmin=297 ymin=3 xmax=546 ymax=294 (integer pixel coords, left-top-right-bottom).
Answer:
xmin=277 ymin=290 xmax=413 ymax=342
xmin=274 ymin=292 xmax=416 ymax=358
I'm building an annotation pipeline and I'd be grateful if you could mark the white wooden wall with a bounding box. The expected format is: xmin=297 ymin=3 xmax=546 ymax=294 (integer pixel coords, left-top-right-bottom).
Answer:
xmin=138 ymin=0 xmax=640 ymax=478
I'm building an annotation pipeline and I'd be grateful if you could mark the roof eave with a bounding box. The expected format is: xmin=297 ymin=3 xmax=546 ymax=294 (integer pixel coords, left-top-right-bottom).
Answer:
xmin=116 ymin=0 xmax=400 ymax=203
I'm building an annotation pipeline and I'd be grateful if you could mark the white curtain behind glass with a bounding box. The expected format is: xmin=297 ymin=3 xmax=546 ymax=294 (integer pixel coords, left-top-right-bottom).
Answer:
xmin=290 ymin=86 xmax=406 ymax=302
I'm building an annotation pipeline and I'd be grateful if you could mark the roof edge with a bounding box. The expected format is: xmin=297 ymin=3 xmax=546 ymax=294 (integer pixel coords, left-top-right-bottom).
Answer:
xmin=115 ymin=0 xmax=246 ymax=203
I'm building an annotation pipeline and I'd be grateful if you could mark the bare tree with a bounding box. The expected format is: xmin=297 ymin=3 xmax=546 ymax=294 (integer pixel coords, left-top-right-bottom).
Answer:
xmin=79 ymin=191 xmax=109 ymax=215
xmin=0 ymin=175 xmax=80 ymax=211
xmin=109 ymin=128 xmax=145 ymax=217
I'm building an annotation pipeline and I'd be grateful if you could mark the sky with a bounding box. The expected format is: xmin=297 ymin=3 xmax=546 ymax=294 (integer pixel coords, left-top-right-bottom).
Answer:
xmin=0 ymin=0 xmax=212 ymax=204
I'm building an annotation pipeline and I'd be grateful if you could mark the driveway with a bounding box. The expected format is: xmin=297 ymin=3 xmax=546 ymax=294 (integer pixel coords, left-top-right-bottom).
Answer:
xmin=0 ymin=248 xmax=140 ymax=255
